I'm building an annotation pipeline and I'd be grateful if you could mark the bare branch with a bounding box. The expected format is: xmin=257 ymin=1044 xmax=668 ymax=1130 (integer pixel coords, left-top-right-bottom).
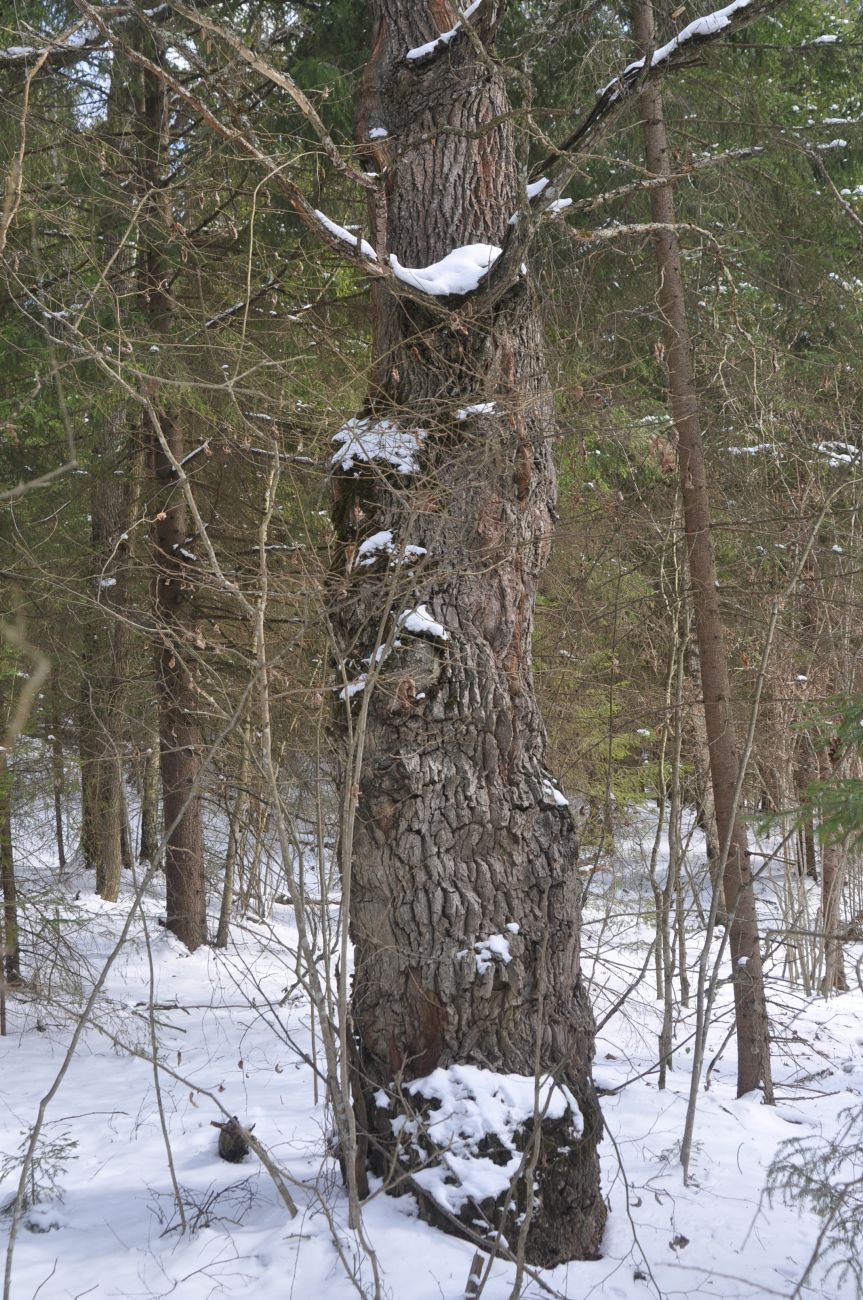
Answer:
xmin=534 ymin=0 xmax=786 ymax=177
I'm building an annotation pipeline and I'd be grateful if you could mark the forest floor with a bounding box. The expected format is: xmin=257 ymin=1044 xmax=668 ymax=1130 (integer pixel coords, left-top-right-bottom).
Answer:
xmin=1 ymin=804 xmax=862 ymax=1300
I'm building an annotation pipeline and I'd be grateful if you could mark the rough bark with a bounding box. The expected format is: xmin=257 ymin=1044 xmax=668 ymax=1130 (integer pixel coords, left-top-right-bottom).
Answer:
xmin=150 ymin=410 xmax=207 ymax=950
xmin=78 ymin=61 xmax=140 ymax=900
xmin=684 ymin=672 xmax=721 ymax=890
xmin=138 ymin=728 xmax=162 ymax=866
xmin=79 ymin=436 xmax=131 ymax=900
xmin=633 ymin=0 xmax=772 ymax=1099
xmin=331 ymin=2 xmax=605 ymax=1265
xmin=139 ymin=48 xmax=206 ymax=950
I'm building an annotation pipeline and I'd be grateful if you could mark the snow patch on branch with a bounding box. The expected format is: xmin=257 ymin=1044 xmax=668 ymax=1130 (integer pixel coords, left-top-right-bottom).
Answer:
xmin=817 ymin=441 xmax=861 ymax=467
xmin=727 ymin=442 xmax=778 ymax=456
xmin=332 ymin=418 xmax=425 ymax=475
xmin=314 ymin=209 xmax=377 ymax=260
xmin=390 ymin=243 xmax=501 ymax=295
xmin=455 ymin=401 xmax=497 ymax=420
xmin=600 ymin=0 xmax=753 ymax=99
xmin=337 ymin=677 xmax=367 ymax=701
xmin=357 ymin=531 xmax=428 ymax=566
xmin=542 ymin=778 xmax=569 ymax=807
xmin=397 ymin=605 xmax=449 ymax=641
xmin=474 ymin=933 xmax=512 ymax=974
xmin=357 ymin=530 xmax=394 ymax=565
xmin=406 ymin=0 xmax=482 ymax=61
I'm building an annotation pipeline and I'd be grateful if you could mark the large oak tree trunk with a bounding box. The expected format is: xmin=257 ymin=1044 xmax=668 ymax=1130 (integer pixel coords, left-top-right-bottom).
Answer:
xmin=332 ymin=1 xmax=605 ymax=1265
xmin=633 ymin=0 xmax=772 ymax=1098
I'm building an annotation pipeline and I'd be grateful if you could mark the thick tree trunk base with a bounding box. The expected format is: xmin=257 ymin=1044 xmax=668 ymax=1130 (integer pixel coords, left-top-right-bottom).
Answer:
xmin=366 ymin=1070 xmax=605 ymax=1266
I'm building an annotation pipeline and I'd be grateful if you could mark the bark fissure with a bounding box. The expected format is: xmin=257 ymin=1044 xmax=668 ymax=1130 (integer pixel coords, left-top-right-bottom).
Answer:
xmin=333 ymin=3 xmax=604 ymax=1265
xmin=138 ymin=39 xmax=207 ymax=951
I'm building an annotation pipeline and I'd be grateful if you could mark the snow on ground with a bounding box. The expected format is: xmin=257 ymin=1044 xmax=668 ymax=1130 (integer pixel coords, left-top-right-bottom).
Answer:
xmin=2 ymin=801 xmax=863 ymax=1298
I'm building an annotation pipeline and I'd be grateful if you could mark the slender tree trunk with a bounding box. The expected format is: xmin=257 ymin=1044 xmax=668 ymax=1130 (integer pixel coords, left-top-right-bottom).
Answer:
xmin=50 ymin=671 xmax=66 ymax=873
xmin=139 ymin=50 xmax=206 ymax=951
xmin=658 ymin=599 xmax=688 ymax=1085
xmin=818 ymin=747 xmax=848 ymax=994
xmin=77 ymin=716 xmax=98 ymax=871
xmin=794 ymin=739 xmax=819 ymax=881
xmin=215 ymin=723 xmax=251 ymax=949
xmin=0 ymin=745 xmax=21 ymax=987
xmin=633 ymin=0 xmax=772 ymax=1099
xmin=686 ymin=680 xmax=721 ymax=875
xmin=150 ymin=412 xmax=206 ymax=948
xmin=138 ymin=729 xmax=162 ymax=866
xmin=78 ymin=59 xmax=140 ymax=901
xmin=119 ymin=778 xmax=134 ymax=873
xmin=79 ymin=672 xmax=124 ymax=900
xmin=82 ymin=429 xmax=132 ymax=901
xmin=331 ymin=2 xmax=604 ymax=1265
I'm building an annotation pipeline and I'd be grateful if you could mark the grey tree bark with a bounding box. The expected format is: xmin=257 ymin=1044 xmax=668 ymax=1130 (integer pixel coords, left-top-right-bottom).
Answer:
xmin=78 ymin=61 xmax=140 ymax=901
xmin=633 ymin=0 xmax=772 ymax=1099
xmin=79 ymin=438 xmax=133 ymax=900
xmin=138 ymin=728 xmax=162 ymax=867
xmin=331 ymin=1 xmax=605 ymax=1265
xmin=215 ymin=721 xmax=251 ymax=949
xmin=137 ymin=42 xmax=207 ymax=950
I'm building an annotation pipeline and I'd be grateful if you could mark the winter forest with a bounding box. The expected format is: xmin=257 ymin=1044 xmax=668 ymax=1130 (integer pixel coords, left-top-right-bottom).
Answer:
xmin=1 ymin=0 xmax=862 ymax=1296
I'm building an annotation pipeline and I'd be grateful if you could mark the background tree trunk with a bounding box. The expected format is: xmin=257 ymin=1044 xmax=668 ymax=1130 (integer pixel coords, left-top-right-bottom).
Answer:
xmin=150 ymin=408 xmax=206 ymax=949
xmin=138 ymin=728 xmax=162 ymax=866
xmin=139 ymin=47 xmax=206 ymax=951
xmin=818 ymin=747 xmax=848 ymax=994
xmin=0 ymin=744 xmax=21 ymax=987
xmin=215 ymin=720 xmax=251 ymax=949
xmin=77 ymin=60 xmax=139 ymax=901
xmin=633 ymin=0 xmax=772 ymax=1099
xmin=331 ymin=1 xmax=605 ymax=1265
xmin=50 ymin=670 xmax=66 ymax=873
xmin=79 ymin=446 xmax=130 ymax=900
